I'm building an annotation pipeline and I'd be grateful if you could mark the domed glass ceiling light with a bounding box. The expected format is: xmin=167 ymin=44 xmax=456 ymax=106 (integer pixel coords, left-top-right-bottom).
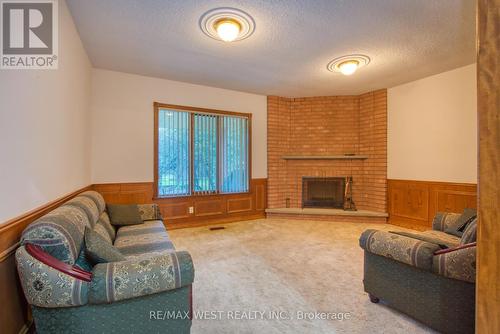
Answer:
xmin=200 ymin=7 xmax=255 ymax=42
xmin=214 ymin=19 xmax=241 ymax=42
xmin=327 ymin=55 xmax=371 ymax=75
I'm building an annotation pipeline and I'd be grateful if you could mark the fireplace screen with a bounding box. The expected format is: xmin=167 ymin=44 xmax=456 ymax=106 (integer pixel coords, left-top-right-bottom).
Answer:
xmin=302 ymin=177 xmax=345 ymax=209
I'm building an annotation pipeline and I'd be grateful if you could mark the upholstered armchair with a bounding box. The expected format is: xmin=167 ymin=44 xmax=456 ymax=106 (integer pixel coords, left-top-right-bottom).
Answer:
xmin=359 ymin=212 xmax=477 ymax=334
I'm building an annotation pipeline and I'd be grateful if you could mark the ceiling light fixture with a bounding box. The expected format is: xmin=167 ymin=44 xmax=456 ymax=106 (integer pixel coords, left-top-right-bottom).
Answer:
xmin=327 ymin=55 xmax=370 ymax=76
xmin=200 ymin=7 xmax=255 ymax=42
xmin=338 ymin=60 xmax=360 ymax=75
xmin=215 ymin=19 xmax=241 ymax=42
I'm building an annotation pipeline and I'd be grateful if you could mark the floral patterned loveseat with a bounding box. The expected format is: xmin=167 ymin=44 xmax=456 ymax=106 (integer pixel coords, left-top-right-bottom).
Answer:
xmin=16 ymin=191 xmax=194 ymax=334
xmin=359 ymin=212 xmax=477 ymax=334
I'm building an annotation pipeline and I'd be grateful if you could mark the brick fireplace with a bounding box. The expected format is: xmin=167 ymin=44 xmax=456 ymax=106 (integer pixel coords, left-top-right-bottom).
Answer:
xmin=266 ymin=90 xmax=388 ymax=223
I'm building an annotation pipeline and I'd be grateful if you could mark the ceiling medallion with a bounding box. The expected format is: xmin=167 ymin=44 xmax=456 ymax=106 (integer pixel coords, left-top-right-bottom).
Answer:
xmin=199 ymin=7 xmax=255 ymax=42
xmin=327 ymin=55 xmax=371 ymax=76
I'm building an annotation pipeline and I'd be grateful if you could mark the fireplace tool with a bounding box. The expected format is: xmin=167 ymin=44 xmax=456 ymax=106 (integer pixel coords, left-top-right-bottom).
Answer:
xmin=343 ymin=176 xmax=356 ymax=211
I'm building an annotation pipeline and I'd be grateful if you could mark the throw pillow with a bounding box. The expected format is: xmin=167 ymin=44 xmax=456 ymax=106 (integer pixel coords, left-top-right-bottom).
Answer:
xmin=460 ymin=217 xmax=477 ymax=244
xmin=98 ymin=211 xmax=116 ymax=241
xmin=106 ymin=204 xmax=143 ymax=226
xmin=74 ymin=247 xmax=93 ymax=271
xmin=444 ymin=208 xmax=477 ymax=237
xmin=84 ymin=227 xmax=125 ymax=264
xmin=137 ymin=204 xmax=162 ymax=221
xmin=94 ymin=223 xmax=113 ymax=244
xmin=457 ymin=208 xmax=477 ymax=232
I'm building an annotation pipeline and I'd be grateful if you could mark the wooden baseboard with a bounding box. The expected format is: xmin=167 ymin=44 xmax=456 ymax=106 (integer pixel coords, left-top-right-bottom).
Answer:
xmin=387 ymin=179 xmax=477 ymax=230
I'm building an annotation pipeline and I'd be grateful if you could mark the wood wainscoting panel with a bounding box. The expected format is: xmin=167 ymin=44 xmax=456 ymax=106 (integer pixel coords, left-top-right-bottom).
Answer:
xmin=388 ymin=179 xmax=477 ymax=230
xmin=92 ymin=178 xmax=267 ymax=229
xmin=195 ymin=199 xmax=225 ymax=217
xmin=433 ymin=190 xmax=477 ymax=214
xmin=0 ymin=256 xmax=29 ymax=334
xmin=93 ymin=182 xmax=153 ymax=204
xmin=160 ymin=201 xmax=191 ymax=220
xmin=255 ymin=183 xmax=266 ymax=211
xmin=389 ymin=182 xmax=429 ymax=222
xmin=227 ymin=197 xmax=253 ymax=213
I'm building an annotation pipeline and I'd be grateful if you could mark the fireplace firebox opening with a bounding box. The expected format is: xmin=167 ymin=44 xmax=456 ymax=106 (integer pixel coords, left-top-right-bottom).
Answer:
xmin=302 ymin=177 xmax=356 ymax=210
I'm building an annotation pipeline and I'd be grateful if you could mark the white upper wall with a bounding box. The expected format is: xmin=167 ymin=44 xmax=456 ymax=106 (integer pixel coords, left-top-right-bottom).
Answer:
xmin=90 ymin=69 xmax=267 ymax=183
xmin=388 ymin=64 xmax=477 ymax=183
xmin=0 ymin=0 xmax=92 ymax=223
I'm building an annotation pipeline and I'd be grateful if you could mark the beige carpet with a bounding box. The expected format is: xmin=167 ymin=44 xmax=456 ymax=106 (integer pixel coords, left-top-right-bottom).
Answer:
xmin=169 ymin=218 xmax=436 ymax=334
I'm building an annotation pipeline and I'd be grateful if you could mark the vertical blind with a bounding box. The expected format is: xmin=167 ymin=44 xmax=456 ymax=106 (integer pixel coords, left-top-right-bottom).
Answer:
xmin=157 ymin=108 xmax=249 ymax=197
xmin=194 ymin=114 xmax=217 ymax=194
xmin=220 ymin=116 xmax=249 ymax=193
xmin=158 ymin=109 xmax=190 ymax=197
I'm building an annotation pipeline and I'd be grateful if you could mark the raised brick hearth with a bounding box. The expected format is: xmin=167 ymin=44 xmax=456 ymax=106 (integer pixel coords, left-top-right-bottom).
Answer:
xmin=267 ymin=90 xmax=388 ymax=222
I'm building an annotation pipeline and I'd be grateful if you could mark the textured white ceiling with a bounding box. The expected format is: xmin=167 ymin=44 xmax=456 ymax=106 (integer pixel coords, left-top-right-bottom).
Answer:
xmin=66 ymin=0 xmax=476 ymax=97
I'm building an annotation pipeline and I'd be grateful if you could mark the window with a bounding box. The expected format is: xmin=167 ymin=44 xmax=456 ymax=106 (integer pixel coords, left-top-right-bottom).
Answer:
xmin=155 ymin=103 xmax=251 ymax=197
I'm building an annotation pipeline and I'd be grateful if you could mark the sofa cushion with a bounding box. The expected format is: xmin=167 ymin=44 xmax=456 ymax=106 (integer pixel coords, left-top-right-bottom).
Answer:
xmin=114 ymin=221 xmax=174 ymax=258
xmin=21 ymin=205 xmax=90 ymax=265
xmin=65 ymin=197 xmax=100 ymax=227
xmin=460 ymin=217 xmax=477 ymax=244
xmin=84 ymin=227 xmax=125 ymax=264
xmin=419 ymin=230 xmax=461 ymax=247
xmin=444 ymin=208 xmax=477 ymax=237
xmin=106 ymin=204 xmax=143 ymax=226
xmin=79 ymin=191 xmax=106 ymax=214
xmin=389 ymin=231 xmax=449 ymax=249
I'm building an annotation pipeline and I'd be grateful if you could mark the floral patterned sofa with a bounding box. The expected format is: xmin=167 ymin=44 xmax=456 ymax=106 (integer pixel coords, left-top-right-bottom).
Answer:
xmin=359 ymin=212 xmax=477 ymax=334
xmin=15 ymin=191 xmax=194 ymax=334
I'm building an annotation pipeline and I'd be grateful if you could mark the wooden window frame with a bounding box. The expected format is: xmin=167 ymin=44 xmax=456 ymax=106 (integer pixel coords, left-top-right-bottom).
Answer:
xmin=154 ymin=102 xmax=252 ymax=199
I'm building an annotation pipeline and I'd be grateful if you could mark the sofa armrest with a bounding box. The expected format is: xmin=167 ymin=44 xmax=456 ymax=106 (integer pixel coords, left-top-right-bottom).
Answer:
xmin=433 ymin=244 xmax=476 ymax=283
xmin=137 ymin=203 xmax=163 ymax=221
xmin=432 ymin=212 xmax=461 ymax=232
xmin=89 ymin=250 xmax=194 ymax=304
xmin=25 ymin=243 xmax=92 ymax=281
xmin=360 ymin=229 xmax=441 ymax=271
xmin=15 ymin=246 xmax=89 ymax=308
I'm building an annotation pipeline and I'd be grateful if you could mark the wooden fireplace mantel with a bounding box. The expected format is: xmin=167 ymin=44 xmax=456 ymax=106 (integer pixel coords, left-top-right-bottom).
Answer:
xmin=281 ymin=155 xmax=368 ymax=160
